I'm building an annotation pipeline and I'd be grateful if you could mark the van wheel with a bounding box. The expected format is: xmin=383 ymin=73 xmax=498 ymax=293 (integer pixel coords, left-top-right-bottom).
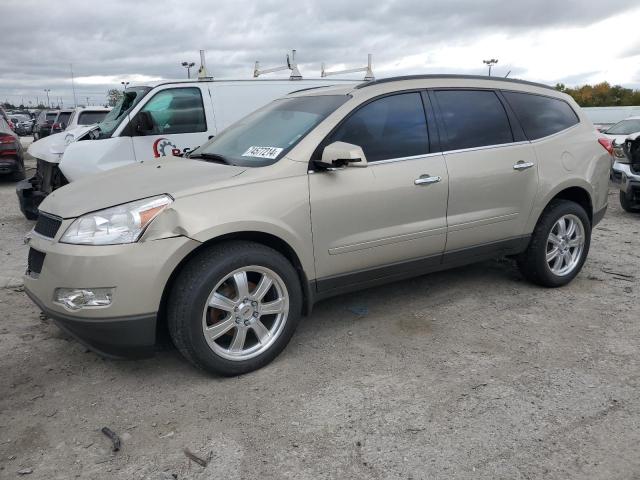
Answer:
xmin=167 ymin=241 xmax=302 ymax=376
xmin=517 ymin=200 xmax=591 ymax=287
xmin=619 ymin=191 xmax=640 ymax=213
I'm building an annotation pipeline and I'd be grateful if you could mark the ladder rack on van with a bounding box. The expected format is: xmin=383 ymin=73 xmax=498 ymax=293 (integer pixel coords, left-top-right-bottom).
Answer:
xmin=321 ymin=54 xmax=375 ymax=81
xmin=254 ymin=50 xmax=303 ymax=80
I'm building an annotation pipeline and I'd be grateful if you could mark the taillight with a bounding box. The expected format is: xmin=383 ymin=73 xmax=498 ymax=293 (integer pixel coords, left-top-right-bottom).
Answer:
xmin=0 ymin=134 xmax=15 ymax=144
xmin=598 ymin=138 xmax=613 ymax=155
xmin=52 ymin=123 xmax=60 ymax=129
xmin=0 ymin=134 xmax=17 ymax=155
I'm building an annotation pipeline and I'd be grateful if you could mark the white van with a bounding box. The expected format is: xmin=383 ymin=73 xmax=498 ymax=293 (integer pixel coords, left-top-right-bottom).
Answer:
xmin=17 ymin=78 xmax=358 ymax=219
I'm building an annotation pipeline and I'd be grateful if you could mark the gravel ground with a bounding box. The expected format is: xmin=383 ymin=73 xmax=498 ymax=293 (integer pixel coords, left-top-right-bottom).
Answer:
xmin=0 ymin=151 xmax=639 ymax=479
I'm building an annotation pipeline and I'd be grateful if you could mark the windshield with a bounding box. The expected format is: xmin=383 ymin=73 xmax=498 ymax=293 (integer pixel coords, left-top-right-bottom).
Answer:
xmin=606 ymin=119 xmax=640 ymax=135
xmin=191 ymin=95 xmax=349 ymax=166
xmin=97 ymin=86 xmax=151 ymax=138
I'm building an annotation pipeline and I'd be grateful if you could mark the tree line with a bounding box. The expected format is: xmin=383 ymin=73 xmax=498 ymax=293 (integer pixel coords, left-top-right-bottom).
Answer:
xmin=556 ymin=82 xmax=640 ymax=107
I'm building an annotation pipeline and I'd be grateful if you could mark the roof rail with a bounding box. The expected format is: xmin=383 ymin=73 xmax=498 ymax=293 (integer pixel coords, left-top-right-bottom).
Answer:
xmin=354 ymin=74 xmax=555 ymax=91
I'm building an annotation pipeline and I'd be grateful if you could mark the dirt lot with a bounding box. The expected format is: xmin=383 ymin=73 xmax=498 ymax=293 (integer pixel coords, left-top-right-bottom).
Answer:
xmin=0 ymin=147 xmax=639 ymax=479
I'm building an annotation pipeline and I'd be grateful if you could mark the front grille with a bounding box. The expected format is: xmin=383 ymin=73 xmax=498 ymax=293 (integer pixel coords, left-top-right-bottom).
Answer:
xmin=27 ymin=248 xmax=46 ymax=275
xmin=34 ymin=213 xmax=62 ymax=239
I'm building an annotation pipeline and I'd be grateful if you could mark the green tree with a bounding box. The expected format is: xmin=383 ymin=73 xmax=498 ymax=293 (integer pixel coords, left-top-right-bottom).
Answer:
xmin=106 ymin=88 xmax=123 ymax=107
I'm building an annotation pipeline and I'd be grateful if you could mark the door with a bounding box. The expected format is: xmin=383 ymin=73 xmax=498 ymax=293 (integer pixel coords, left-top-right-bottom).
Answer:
xmin=130 ymin=86 xmax=213 ymax=160
xmin=432 ymin=89 xmax=539 ymax=252
xmin=309 ymin=92 xmax=449 ymax=290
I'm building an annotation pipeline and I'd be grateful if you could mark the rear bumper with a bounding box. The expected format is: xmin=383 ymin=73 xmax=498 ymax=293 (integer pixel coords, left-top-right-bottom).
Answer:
xmin=25 ymin=287 xmax=157 ymax=359
xmin=0 ymin=156 xmax=21 ymax=174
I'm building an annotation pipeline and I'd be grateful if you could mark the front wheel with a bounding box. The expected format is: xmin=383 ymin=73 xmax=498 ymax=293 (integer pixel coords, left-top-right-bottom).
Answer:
xmin=517 ymin=200 xmax=591 ymax=287
xmin=167 ymin=241 xmax=302 ymax=376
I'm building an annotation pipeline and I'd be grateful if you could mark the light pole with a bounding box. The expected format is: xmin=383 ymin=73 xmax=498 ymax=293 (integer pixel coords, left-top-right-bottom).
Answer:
xmin=44 ymin=89 xmax=51 ymax=108
xmin=181 ymin=61 xmax=195 ymax=79
xmin=483 ymin=58 xmax=498 ymax=76
xmin=121 ymin=81 xmax=130 ymax=90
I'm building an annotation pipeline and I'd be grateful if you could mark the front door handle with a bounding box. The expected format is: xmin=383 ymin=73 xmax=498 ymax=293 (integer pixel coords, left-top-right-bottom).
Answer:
xmin=415 ymin=175 xmax=441 ymax=185
xmin=513 ymin=161 xmax=535 ymax=170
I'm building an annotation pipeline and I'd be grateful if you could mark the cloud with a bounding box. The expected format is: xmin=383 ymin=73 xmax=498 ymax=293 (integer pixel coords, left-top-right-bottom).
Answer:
xmin=1 ymin=0 xmax=639 ymax=106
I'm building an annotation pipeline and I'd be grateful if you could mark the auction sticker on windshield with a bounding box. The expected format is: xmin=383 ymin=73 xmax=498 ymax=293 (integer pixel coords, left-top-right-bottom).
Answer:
xmin=242 ymin=146 xmax=284 ymax=159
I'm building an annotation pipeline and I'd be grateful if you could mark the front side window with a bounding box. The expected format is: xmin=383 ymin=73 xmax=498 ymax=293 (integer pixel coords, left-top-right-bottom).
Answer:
xmin=605 ymin=118 xmax=640 ymax=135
xmin=435 ymin=90 xmax=513 ymax=150
xmin=138 ymin=87 xmax=206 ymax=135
xmin=56 ymin=111 xmax=72 ymax=126
xmin=329 ymin=92 xmax=429 ymax=162
xmin=502 ymin=91 xmax=579 ymax=140
xmin=191 ymin=95 xmax=349 ymax=167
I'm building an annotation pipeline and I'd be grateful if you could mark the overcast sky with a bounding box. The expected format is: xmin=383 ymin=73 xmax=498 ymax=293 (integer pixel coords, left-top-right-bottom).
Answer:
xmin=2 ymin=0 xmax=640 ymax=107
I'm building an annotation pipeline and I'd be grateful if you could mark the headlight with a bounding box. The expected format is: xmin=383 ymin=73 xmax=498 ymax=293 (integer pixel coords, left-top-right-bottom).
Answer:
xmin=64 ymin=133 xmax=74 ymax=145
xmin=60 ymin=195 xmax=173 ymax=245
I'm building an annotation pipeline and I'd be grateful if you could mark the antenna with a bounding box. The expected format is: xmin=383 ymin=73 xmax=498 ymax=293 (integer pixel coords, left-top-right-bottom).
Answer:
xmin=321 ymin=54 xmax=374 ymax=81
xmin=253 ymin=50 xmax=302 ymax=80
xmin=504 ymin=70 xmax=511 ymax=78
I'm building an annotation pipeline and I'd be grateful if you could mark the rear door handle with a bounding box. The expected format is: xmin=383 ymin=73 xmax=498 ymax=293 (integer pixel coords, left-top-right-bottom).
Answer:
xmin=415 ymin=175 xmax=441 ymax=185
xmin=513 ymin=161 xmax=535 ymax=170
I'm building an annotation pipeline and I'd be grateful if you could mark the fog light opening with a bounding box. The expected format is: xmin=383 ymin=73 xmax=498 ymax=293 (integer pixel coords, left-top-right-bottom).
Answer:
xmin=54 ymin=288 xmax=114 ymax=311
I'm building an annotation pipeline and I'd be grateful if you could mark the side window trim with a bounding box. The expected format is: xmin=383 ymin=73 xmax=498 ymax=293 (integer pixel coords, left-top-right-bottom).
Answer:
xmin=311 ymin=89 xmax=431 ymax=165
xmin=430 ymin=88 xmax=516 ymax=152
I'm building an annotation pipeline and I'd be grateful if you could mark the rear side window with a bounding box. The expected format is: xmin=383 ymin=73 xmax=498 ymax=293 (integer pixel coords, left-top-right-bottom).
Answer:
xmin=434 ymin=90 xmax=513 ymax=150
xmin=78 ymin=111 xmax=109 ymax=125
xmin=139 ymin=87 xmax=206 ymax=135
xmin=329 ymin=92 xmax=428 ymax=162
xmin=56 ymin=112 xmax=72 ymax=126
xmin=502 ymin=91 xmax=579 ymax=140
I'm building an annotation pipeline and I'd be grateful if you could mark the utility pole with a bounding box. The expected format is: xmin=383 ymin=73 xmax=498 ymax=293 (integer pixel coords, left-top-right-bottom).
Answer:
xmin=70 ymin=63 xmax=78 ymax=107
xmin=44 ymin=89 xmax=51 ymax=108
xmin=483 ymin=58 xmax=498 ymax=76
xmin=86 ymin=96 xmax=90 ymax=106
xmin=181 ymin=61 xmax=195 ymax=79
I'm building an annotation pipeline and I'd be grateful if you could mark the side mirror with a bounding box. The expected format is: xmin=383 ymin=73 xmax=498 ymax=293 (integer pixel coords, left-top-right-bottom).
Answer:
xmin=135 ymin=111 xmax=154 ymax=134
xmin=315 ymin=141 xmax=368 ymax=170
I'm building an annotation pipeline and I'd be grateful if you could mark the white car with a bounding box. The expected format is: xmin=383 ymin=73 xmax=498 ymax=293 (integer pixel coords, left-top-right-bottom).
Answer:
xmin=64 ymin=106 xmax=112 ymax=130
xmin=602 ymin=116 xmax=640 ymax=144
xmin=17 ymin=78 xmax=359 ymax=219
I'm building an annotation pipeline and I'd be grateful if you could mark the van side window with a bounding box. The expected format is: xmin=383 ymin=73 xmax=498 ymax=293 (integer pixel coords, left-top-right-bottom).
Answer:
xmin=434 ymin=90 xmax=513 ymax=150
xmin=139 ymin=87 xmax=206 ymax=135
xmin=329 ymin=92 xmax=429 ymax=162
xmin=502 ymin=91 xmax=579 ymax=140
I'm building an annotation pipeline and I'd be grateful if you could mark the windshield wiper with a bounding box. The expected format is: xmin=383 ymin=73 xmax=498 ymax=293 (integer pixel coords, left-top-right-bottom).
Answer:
xmin=188 ymin=152 xmax=232 ymax=165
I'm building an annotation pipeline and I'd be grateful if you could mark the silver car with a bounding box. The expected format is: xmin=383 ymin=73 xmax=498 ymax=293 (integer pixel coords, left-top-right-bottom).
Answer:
xmin=24 ymin=75 xmax=611 ymax=375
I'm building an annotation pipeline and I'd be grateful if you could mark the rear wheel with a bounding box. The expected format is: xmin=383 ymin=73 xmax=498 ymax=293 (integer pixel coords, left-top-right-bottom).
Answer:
xmin=11 ymin=162 xmax=26 ymax=181
xmin=517 ymin=200 xmax=590 ymax=287
xmin=167 ymin=241 xmax=302 ymax=376
xmin=619 ymin=191 xmax=640 ymax=213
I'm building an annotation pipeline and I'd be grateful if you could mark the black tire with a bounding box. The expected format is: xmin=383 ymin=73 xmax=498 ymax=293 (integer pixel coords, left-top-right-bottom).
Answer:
xmin=11 ymin=163 xmax=26 ymax=181
xmin=619 ymin=191 xmax=640 ymax=213
xmin=517 ymin=200 xmax=591 ymax=287
xmin=167 ymin=241 xmax=303 ymax=376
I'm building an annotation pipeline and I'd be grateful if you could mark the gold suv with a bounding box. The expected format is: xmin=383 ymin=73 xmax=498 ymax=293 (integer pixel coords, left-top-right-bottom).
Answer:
xmin=24 ymin=75 xmax=611 ymax=375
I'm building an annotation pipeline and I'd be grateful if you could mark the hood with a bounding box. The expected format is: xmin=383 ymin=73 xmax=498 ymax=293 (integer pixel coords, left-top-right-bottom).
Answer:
xmin=27 ymin=125 xmax=95 ymax=164
xmin=39 ymin=156 xmax=246 ymax=218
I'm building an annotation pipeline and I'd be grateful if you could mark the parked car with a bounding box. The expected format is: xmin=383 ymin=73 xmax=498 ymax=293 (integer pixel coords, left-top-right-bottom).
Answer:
xmin=23 ymin=75 xmax=611 ymax=375
xmin=65 ymin=106 xmax=111 ymax=130
xmin=611 ymin=133 xmax=640 ymax=212
xmin=10 ymin=114 xmax=34 ymax=136
xmin=51 ymin=109 xmax=73 ymax=134
xmin=18 ymin=78 xmax=359 ymax=219
xmin=0 ymin=115 xmax=25 ymax=180
xmin=602 ymin=116 xmax=640 ymax=144
xmin=32 ymin=110 xmax=58 ymax=140
xmin=0 ymin=106 xmax=15 ymax=132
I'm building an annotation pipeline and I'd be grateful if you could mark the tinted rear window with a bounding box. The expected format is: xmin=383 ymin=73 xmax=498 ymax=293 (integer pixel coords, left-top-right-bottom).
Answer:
xmin=434 ymin=90 xmax=513 ymax=150
xmin=78 ymin=111 xmax=109 ymax=125
xmin=502 ymin=91 xmax=579 ymax=140
xmin=57 ymin=112 xmax=72 ymax=125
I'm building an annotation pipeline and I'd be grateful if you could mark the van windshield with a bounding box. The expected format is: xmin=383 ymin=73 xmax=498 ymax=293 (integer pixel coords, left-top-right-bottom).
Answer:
xmin=97 ymin=86 xmax=151 ymax=138
xmin=190 ymin=95 xmax=350 ymax=166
